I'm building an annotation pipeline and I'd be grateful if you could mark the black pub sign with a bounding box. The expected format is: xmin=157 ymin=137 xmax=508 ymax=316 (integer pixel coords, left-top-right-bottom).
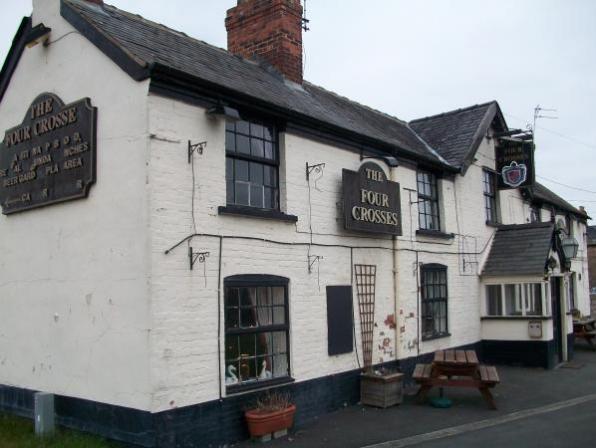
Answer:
xmin=343 ymin=162 xmax=402 ymax=235
xmin=496 ymin=139 xmax=535 ymax=190
xmin=0 ymin=93 xmax=97 ymax=214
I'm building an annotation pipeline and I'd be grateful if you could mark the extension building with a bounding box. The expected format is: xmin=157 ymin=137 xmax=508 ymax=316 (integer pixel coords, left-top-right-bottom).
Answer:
xmin=0 ymin=0 xmax=590 ymax=446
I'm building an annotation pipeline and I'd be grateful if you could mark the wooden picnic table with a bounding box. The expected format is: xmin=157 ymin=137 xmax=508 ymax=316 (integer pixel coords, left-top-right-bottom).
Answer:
xmin=413 ymin=349 xmax=499 ymax=410
xmin=573 ymin=318 xmax=596 ymax=350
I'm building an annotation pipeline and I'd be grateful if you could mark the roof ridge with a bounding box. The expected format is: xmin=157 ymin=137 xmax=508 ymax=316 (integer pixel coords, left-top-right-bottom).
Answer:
xmin=410 ymin=101 xmax=497 ymax=123
xmin=303 ymin=81 xmax=409 ymax=126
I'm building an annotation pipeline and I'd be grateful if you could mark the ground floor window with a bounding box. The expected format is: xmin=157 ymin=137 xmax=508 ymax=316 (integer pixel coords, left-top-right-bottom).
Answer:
xmin=421 ymin=264 xmax=449 ymax=340
xmin=224 ymin=275 xmax=290 ymax=391
xmin=485 ymin=282 xmax=546 ymax=317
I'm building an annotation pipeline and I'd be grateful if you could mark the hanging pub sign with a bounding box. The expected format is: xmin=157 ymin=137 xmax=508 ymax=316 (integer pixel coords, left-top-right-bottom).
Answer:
xmin=0 ymin=93 xmax=97 ymax=214
xmin=343 ymin=162 xmax=402 ymax=235
xmin=496 ymin=139 xmax=535 ymax=190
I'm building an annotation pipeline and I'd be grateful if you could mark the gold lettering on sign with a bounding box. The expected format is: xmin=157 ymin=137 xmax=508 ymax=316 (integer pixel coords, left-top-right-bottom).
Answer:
xmin=45 ymin=164 xmax=59 ymax=175
xmin=63 ymin=157 xmax=83 ymax=170
xmin=30 ymin=98 xmax=54 ymax=119
xmin=33 ymin=107 xmax=78 ymax=137
xmin=30 ymin=154 xmax=52 ymax=171
xmin=366 ymin=168 xmax=384 ymax=182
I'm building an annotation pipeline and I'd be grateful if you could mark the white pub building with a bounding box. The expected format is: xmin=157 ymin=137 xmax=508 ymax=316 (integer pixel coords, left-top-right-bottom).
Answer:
xmin=0 ymin=0 xmax=590 ymax=446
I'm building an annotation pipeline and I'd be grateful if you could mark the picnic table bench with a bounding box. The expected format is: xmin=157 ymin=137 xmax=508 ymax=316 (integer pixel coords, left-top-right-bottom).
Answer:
xmin=573 ymin=318 xmax=596 ymax=351
xmin=412 ymin=349 xmax=500 ymax=410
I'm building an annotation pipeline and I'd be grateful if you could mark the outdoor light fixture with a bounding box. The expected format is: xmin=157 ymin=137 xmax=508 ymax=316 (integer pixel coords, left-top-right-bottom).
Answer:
xmin=360 ymin=153 xmax=399 ymax=168
xmin=206 ymin=102 xmax=241 ymax=122
xmin=556 ymin=224 xmax=579 ymax=270
xmin=26 ymin=24 xmax=52 ymax=48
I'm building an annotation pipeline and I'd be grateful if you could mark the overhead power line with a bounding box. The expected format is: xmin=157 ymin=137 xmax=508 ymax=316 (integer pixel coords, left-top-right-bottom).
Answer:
xmin=505 ymin=113 xmax=596 ymax=150
xmin=537 ymin=175 xmax=596 ymax=195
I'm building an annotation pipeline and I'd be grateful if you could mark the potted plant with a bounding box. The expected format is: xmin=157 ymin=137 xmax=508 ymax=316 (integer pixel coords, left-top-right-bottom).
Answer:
xmin=360 ymin=367 xmax=404 ymax=408
xmin=245 ymin=392 xmax=296 ymax=439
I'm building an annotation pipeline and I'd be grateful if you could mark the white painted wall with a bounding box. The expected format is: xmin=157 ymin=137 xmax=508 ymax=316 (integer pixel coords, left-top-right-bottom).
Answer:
xmin=1 ymin=0 xmax=590 ymax=417
xmin=0 ymin=0 xmax=151 ymax=410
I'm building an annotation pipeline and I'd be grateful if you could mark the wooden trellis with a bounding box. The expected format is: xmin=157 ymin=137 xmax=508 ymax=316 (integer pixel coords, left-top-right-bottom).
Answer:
xmin=354 ymin=264 xmax=376 ymax=371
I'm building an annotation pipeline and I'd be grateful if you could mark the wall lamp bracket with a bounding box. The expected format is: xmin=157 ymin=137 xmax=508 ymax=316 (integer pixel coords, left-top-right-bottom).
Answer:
xmin=306 ymin=162 xmax=326 ymax=180
xmin=26 ymin=24 xmax=52 ymax=48
xmin=188 ymin=140 xmax=207 ymax=163
xmin=189 ymin=247 xmax=210 ymax=270
xmin=308 ymin=255 xmax=323 ymax=273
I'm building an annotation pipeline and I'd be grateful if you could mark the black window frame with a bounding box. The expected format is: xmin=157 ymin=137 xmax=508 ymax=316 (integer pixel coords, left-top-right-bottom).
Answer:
xmin=483 ymin=169 xmax=499 ymax=225
xmin=420 ymin=264 xmax=449 ymax=341
xmin=417 ymin=170 xmax=441 ymax=231
xmin=224 ymin=275 xmax=292 ymax=394
xmin=225 ymin=115 xmax=280 ymax=211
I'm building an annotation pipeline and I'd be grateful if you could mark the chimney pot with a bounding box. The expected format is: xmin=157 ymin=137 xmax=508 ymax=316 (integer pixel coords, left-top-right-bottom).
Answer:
xmin=226 ymin=0 xmax=304 ymax=84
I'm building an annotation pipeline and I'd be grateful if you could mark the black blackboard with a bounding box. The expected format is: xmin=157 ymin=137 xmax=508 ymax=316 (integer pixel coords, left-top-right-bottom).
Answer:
xmin=326 ymin=285 xmax=354 ymax=356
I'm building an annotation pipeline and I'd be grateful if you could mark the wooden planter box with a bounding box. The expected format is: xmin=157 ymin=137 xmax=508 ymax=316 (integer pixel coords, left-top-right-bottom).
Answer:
xmin=360 ymin=372 xmax=403 ymax=408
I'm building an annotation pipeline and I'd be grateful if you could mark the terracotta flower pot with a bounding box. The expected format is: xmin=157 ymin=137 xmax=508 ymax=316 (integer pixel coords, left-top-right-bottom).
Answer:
xmin=245 ymin=404 xmax=296 ymax=437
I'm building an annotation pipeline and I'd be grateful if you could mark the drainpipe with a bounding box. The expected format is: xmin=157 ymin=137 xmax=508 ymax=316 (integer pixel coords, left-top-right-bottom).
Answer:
xmin=390 ymin=166 xmax=399 ymax=363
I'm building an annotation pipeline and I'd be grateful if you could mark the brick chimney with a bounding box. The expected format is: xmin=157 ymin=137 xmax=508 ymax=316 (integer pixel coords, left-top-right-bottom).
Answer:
xmin=226 ymin=0 xmax=304 ymax=84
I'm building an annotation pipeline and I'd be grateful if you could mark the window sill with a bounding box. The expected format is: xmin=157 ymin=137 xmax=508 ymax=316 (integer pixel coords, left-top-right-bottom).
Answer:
xmin=226 ymin=376 xmax=295 ymax=395
xmin=485 ymin=220 xmax=501 ymax=228
xmin=421 ymin=332 xmax=451 ymax=342
xmin=416 ymin=229 xmax=455 ymax=240
xmin=218 ymin=205 xmax=298 ymax=223
xmin=481 ymin=316 xmax=551 ymax=321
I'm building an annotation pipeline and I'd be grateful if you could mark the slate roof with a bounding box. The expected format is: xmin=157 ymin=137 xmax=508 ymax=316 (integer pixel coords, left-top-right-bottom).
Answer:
xmin=60 ymin=0 xmax=449 ymax=167
xmin=524 ymin=182 xmax=587 ymax=219
xmin=409 ymin=102 xmax=504 ymax=169
xmin=482 ymin=222 xmax=554 ymax=276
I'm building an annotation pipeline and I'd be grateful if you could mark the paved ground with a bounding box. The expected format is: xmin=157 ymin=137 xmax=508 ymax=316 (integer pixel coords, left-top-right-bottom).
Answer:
xmin=235 ymin=345 xmax=596 ymax=448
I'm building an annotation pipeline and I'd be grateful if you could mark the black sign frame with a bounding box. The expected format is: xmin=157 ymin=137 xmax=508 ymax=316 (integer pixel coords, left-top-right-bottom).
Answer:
xmin=496 ymin=139 xmax=535 ymax=190
xmin=0 ymin=93 xmax=97 ymax=214
xmin=343 ymin=162 xmax=402 ymax=236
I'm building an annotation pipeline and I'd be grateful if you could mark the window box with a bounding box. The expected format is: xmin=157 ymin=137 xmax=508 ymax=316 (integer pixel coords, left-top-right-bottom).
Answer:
xmin=218 ymin=205 xmax=298 ymax=223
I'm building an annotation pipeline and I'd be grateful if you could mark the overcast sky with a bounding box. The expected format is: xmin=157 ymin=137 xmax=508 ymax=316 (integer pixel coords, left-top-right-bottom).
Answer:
xmin=1 ymin=0 xmax=595 ymax=218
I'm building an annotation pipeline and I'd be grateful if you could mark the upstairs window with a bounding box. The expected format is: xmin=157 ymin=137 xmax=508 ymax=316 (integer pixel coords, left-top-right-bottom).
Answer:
xmin=420 ymin=264 xmax=449 ymax=340
xmin=483 ymin=169 xmax=499 ymax=224
xmin=417 ymin=170 xmax=441 ymax=231
xmin=225 ymin=118 xmax=279 ymax=210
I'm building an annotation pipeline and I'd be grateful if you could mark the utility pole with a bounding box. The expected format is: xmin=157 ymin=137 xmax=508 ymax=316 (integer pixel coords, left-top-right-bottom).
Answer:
xmin=532 ymin=105 xmax=558 ymax=143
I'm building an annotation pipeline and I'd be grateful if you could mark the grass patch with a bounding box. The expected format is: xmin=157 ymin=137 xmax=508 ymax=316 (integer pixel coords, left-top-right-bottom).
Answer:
xmin=0 ymin=413 xmax=123 ymax=448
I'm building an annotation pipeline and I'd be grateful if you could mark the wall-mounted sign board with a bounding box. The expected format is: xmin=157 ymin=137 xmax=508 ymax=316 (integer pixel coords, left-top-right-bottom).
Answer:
xmin=0 ymin=93 xmax=97 ymax=214
xmin=343 ymin=162 xmax=402 ymax=236
xmin=496 ymin=139 xmax=535 ymax=190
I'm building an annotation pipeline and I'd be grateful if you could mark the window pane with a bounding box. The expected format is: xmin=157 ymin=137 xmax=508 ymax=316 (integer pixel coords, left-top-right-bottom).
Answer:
xmin=237 ymin=134 xmax=250 ymax=154
xmin=225 ymin=121 xmax=235 ymax=132
xmin=264 ymin=141 xmax=274 ymax=160
xmin=250 ymin=162 xmax=264 ymax=184
xmin=486 ymin=285 xmax=502 ymax=316
xmin=235 ymin=159 xmax=249 ymax=181
xmin=250 ymin=184 xmax=264 ymax=208
xmin=236 ymin=120 xmax=250 ymax=135
xmin=225 ymin=131 xmax=236 ymax=152
xmin=250 ymin=122 xmax=264 ymax=139
xmin=504 ymin=284 xmax=522 ymax=316
xmin=251 ymin=138 xmax=264 ymax=158
xmin=235 ymin=182 xmax=249 ymax=205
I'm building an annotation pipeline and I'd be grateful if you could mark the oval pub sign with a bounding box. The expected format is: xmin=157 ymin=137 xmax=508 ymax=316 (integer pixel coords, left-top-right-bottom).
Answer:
xmin=0 ymin=93 xmax=97 ymax=214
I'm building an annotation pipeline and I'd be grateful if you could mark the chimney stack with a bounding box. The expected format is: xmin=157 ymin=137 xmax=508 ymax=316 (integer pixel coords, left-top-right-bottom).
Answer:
xmin=226 ymin=0 xmax=304 ymax=84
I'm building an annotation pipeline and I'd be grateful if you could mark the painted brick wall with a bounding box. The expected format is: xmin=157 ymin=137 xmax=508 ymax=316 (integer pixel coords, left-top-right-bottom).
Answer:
xmin=146 ymin=95 xmax=552 ymax=413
